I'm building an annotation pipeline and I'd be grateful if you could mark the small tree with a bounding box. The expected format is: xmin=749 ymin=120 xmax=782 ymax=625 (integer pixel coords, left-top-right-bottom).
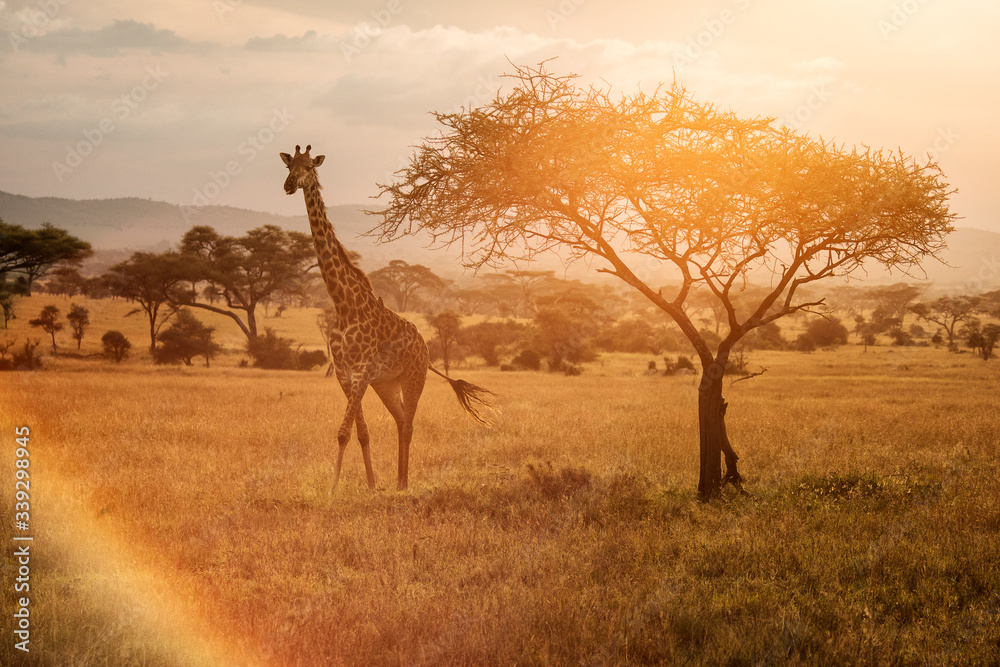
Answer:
xmin=101 ymin=331 xmax=132 ymax=363
xmin=372 ymin=63 xmax=956 ymax=498
xmin=67 ymin=303 xmax=90 ymax=350
xmin=154 ymin=310 xmax=221 ymax=367
xmin=29 ymin=305 xmax=63 ymax=353
xmin=0 ymin=277 xmax=23 ymax=328
xmin=103 ymin=252 xmax=189 ymax=353
xmin=867 ymin=284 xmax=923 ymax=327
xmin=853 ymin=315 xmax=879 ymax=350
xmin=533 ymin=299 xmax=603 ymax=371
xmin=910 ymin=295 xmax=978 ymax=351
xmin=979 ymin=324 xmax=1000 ymax=361
xmin=959 ymin=319 xmax=983 ymax=356
xmin=426 ymin=310 xmax=463 ymax=375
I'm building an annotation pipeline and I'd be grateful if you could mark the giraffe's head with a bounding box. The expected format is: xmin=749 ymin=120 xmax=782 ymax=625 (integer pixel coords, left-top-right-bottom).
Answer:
xmin=280 ymin=144 xmax=326 ymax=195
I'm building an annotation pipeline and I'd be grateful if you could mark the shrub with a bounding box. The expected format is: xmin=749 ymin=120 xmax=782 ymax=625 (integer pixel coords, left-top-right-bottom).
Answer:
xmin=533 ymin=304 xmax=601 ymax=371
xmin=675 ymin=355 xmax=695 ymax=372
xmin=888 ymin=327 xmax=915 ymax=346
xmin=297 ymin=349 xmax=329 ymax=371
xmin=743 ymin=321 xmax=787 ymax=350
xmin=0 ymin=338 xmax=43 ymax=371
xmin=246 ymin=329 xmax=297 ymax=369
xmin=463 ymin=320 xmax=526 ymax=366
xmin=246 ymin=329 xmax=329 ymax=371
xmin=795 ymin=334 xmax=817 ymax=353
xmin=101 ymin=331 xmax=131 ymax=363
xmin=803 ymin=316 xmax=848 ymax=348
xmin=154 ymin=310 xmax=221 ymax=367
xmin=510 ymin=349 xmax=542 ymax=371
xmin=593 ymin=318 xmax=668 ymax=354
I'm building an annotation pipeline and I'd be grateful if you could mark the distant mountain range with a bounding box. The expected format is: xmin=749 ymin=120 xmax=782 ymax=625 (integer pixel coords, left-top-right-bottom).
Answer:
xmin=1 ymin=190 xmax=997 ymax=291
xmin=0 ymin=189 xmax=443 ymax=277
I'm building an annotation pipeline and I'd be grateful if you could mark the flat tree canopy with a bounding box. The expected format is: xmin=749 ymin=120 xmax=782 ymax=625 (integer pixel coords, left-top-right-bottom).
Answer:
xmin=177 ymin=225 xmax=316 ymax=340
xmin=372 ymin=63 xmax=956 ymax=499
xmin=0 ymin=220 xmax=92 ymax=295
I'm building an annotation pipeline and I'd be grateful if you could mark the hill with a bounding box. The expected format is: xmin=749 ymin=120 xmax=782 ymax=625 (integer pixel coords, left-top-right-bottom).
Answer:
xmin=1 ymin=190 xmax=997 ymax=290
xmin=0 ymin=190 xmax=443 ymax=277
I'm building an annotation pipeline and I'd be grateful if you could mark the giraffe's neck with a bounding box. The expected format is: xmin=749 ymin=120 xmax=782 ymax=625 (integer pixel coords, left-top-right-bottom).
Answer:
xmin=301 ymin=177 xmax=378 ymax=323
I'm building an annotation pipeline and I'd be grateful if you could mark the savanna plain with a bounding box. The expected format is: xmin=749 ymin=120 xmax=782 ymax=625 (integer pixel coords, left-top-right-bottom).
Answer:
xmin=2 ymin=294 xmax=999 ymax=666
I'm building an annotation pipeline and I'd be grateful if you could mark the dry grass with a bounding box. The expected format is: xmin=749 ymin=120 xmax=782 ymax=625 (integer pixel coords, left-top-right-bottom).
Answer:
xmin=2 ymin=297 xmax=999 ymax=665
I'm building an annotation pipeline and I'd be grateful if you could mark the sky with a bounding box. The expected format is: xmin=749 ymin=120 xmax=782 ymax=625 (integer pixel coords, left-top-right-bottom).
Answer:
xmin=1 ymin=0 xmax=997 ymax=232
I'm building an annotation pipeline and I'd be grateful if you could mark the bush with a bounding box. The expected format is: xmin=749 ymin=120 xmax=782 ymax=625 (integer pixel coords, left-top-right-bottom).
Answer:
xmin=675 ymin=355 xmax=695 ymax=371
xmin=154 ymin=310 xmax=221 ymax=367
xmin=101 ymin=331 xmax=131 ymax=363
xmin=743 ymin=321 xmax=787 ymax=350
xmin=297 ymin=349 xmax=329 ymax=371
xmin=888 ymin=327 xmax=915 ymax=346
xmin=463 ymin=320 xmax=526 ymax=366
xmin=0 ymin=338 xmax=43 ymax=371
xmin=510 ymin=349 xmax=542 ymax=371
xmin=795 ymin=334 xmax=817 ymax=353
xmin=246 ymin=329 xmax=328 ymax=371
xmin=593 ymin=318 xmax=668 ymax=354
xmin=803 ymin=316 xmax=848 ymax=348
xmin=246 ymin=329 xmax=297 ymax=369
xmin=533 ymin=304 xmax=601 ymax=371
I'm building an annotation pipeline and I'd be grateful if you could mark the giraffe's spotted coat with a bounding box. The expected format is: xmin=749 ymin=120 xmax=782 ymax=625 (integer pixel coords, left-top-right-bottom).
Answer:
xmin=281 ymin=144 xmax=429 ymax=491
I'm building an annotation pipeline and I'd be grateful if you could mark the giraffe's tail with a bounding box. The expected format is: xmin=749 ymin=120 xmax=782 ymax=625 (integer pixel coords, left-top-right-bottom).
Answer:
xmin=428 ymin=364 xmax=498 ymax=427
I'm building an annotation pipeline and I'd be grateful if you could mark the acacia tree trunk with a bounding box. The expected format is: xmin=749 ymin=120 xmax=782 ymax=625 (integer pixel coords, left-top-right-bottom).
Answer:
xmin=697 ymin=357 xmax=744 ymax=500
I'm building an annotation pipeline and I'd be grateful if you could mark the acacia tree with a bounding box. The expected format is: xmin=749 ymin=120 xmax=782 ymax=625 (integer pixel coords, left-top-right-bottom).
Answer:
xmin=0 ymin=221 xmax=93 ymax=295
xmin=910 ymin=295 xmax=979 ymax=351
xmin=369 ymin=259 xmax=445 ymax=312
xmin=371 ymin=64 xmax=956 ymax=499
xmin=29 ymin=305 xmax=63 ymax=353
xmin=177 ymin=225 xmax=316 ymax=341
xmin=104 ymin=252 xmax=189 ymax=353
xmin=67 ymin=303 xmax=90 ymax=350
xmin=426 ymin=310 xmax=463 ymax=375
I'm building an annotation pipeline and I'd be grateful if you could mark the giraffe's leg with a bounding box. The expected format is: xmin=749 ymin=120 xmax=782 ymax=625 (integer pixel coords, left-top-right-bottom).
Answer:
xmin=371 ymin=381 xmax=409 ymax=491
xmin=332 ymin=382 xmax=369 ymax=493
xmin=397 ymin=366 xmax=427 ymax=491
xmin=354 ymin=407 xmax=376 ymax=490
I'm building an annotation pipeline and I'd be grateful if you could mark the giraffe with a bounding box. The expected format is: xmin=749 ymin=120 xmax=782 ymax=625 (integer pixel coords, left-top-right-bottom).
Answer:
xmin=280 ymin=144 xmax=493 ymax=491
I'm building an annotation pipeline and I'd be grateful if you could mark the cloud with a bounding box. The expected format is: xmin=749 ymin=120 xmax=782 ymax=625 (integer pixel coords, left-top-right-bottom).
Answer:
xmin=244 ymin=30 xmax=340 ymax=53
xmin=21 ymin=19 xmax=214 ymax=57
